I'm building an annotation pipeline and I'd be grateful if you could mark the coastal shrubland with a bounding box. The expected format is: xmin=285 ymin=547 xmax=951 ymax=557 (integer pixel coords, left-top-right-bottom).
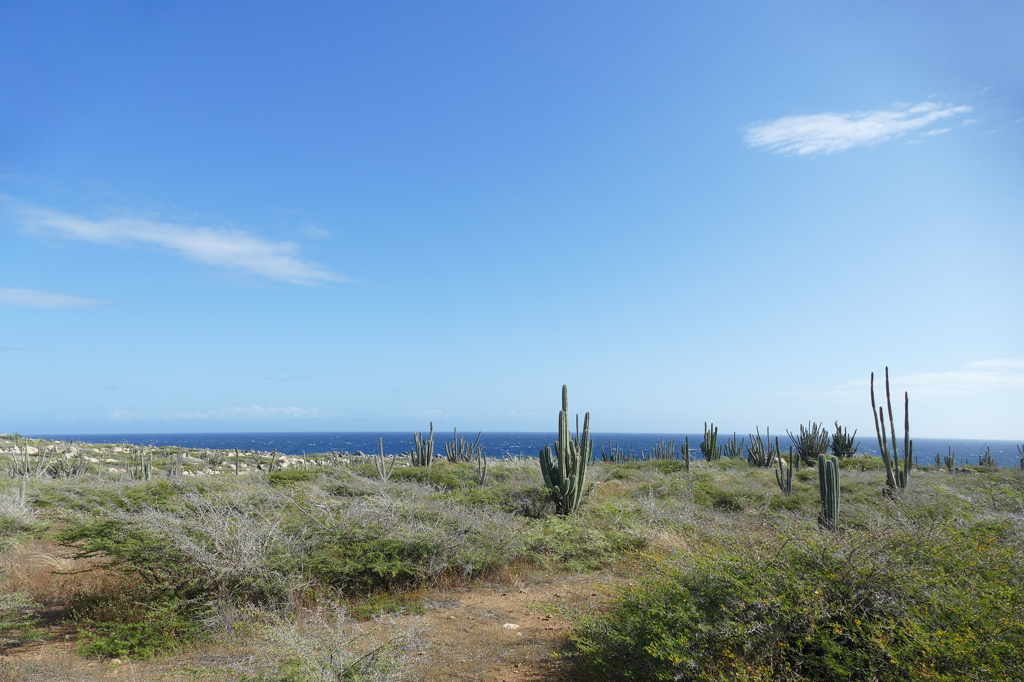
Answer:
xmin=0 ymin=430 xmax=1021 ymax=680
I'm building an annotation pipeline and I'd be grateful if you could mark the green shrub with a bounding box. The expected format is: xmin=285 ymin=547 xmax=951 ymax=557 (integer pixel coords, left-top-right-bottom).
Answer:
xmin=0 ymin=591 xmax=42 ymax=644
xmin=569 ymin=520 xmax=1024 ymax=681
xmin=75 ymin=598 xmax=203 ymax=659
xmin=347 ymin=591 xmax=426 ymax=620
xmin=527 ymin=516 xmax=646 ymax=572
xmin=268 ymin=469 xmax=321 ymax=486
xmin=303 ymin=533 xmax=438 ymax=590
xmin=692 ymin=482 xmax=745 ymax=512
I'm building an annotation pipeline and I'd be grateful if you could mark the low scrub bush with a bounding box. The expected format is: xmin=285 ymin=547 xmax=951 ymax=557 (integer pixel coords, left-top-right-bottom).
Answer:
xmin=569 ymin=518 xmax=1024 ymax=681
xmin=74 ymin=596 xmax=204 ymax=659
xmin=268 ymin=469 xmax=321 ymax=486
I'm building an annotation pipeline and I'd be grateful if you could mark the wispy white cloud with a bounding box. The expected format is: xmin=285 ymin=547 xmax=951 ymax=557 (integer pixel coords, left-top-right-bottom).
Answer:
xmin=0 ymin=287 xmax=106 ymax=309
xmin=826 ymin=360 xmax=1024 ymax=401
xmin=4 ymin=197 xmax=343 ymax=286
xmin=922 ymin=127 xmax=951 ymax=136
xmin=745 ymin=102 xmax=972 ymax=155
xmin=112 ymin=405 xmax=320 ymax=420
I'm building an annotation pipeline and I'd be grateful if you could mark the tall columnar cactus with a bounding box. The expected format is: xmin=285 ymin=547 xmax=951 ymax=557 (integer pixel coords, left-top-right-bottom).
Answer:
xmin=476 ymin=447 xmax=488 ymax=486
xmin=775 ymin=445 xmax=794 ymax=494
xmin=374 ymin=437 xmax=397 ymax=482
xmin=411 ymin=422 xmax=434 ymax=467
xmin=700 ymin=422 xmax=720 ymax=462
xmin=682 ymin=436 xmax=690 ymax=473
xmin=944 ymin=447 xmax=955 ymax=472
xmin=818 ymin=453 xmax=840 ymax=529
xmin=1018 ymin=444 xmax=1023 ymax=470
xmin=870 ymin=368 xmax=912 ymax=490
xmin=539 ymin=385 xmax=592 ymax=515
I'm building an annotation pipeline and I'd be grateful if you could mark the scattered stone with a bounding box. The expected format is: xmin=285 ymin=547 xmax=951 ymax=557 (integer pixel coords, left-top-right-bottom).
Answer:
xmin=503 ymin=623 xmax=520 ymax=630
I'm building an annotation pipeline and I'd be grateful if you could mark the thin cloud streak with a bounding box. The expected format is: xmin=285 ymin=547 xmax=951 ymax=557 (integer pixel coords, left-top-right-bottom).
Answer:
xmin=746 ymin=102 xmax=972 ymax=155
xmin=0 ymin=287 xmax=106 ymax=309
xmin=6 ymin=198 xmax=343 ymax=286
xmin=111 ymin=406 xmax=321 ymax=420
xmin=825 ymin=360 xmax=1024 ymax=401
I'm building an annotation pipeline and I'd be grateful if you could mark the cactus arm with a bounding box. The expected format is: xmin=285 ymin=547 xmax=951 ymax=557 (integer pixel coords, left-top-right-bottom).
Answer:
xmin=885 ymin=368 xmax=901 ymax=478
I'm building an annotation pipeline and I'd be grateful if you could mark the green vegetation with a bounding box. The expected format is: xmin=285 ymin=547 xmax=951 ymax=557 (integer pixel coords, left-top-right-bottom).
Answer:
xmin=0 ymin=383 xmax=1021 ymax=681
xmin=569 ymin=513 xmax=1024 ymax=681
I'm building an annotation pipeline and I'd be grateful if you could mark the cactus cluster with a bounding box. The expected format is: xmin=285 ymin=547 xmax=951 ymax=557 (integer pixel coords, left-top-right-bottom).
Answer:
xmin=979 ymin=447 xmax=997 ymax=468
xmin=652 ymin=438 xmax=676 ymax=461
xmin=129 ymin=447 xmax=154 ymax=481
xmin=830 ymin=422 xmax=859 ymax=458
xmin=722 ymin=433 xmax=745 ymax=459
xmin=788 ymin=422 xmax=831 ymax=466
xmin=700 ymin=422 xmax=720 ymax=462
xmin=818 ymin=453 xmax=840 ymax=529
xmin=539 ymin=385 xmax=591 ymax=515
xmin=944 ymin=447 xmax=956 ymax=472
xmin=411 ymin=423 xmax=434 ymax=467
xmin=870 ymin=368 xmax=912 ymax=491
xmin=445 ymin=428 xmax=483 ymax=463
xmin=747 ymin=427 xmax=778 ymax=468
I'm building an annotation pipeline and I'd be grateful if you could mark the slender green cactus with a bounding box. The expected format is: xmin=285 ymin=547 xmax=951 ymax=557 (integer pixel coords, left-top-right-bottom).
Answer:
xmin=539 ymin=385 xmax=592 ymax=515
xmin=775 ymin=445 xmax=794 ymax=494
xmin=411 ymin=422 xmax=434 ymax=467
xmin=979 ymin=447 xmax=997 ymax=468
xmin=700 ymin=422 xmax=720 ymax=462
xmin=1018 ymin=444 xmax=1023 ymax=470
xmin=944 ymin=447 xmax=955 ymax=472
xmin=818 ymin=453 xmax=840 ymax=529
xmin=870 ymin=368 xmax=912 ymax=490
xmin=374 ymin=437 xmax=397 ymax=482
xmin=682 ymin=436 xmax=690 ymax=473
xmin=476 ymin=447 xmax=488 ymax=486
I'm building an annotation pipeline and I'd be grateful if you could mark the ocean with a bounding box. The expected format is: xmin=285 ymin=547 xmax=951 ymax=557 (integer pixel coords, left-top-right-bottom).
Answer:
xmin=24 ymin=431 xmax=1024 ymax=467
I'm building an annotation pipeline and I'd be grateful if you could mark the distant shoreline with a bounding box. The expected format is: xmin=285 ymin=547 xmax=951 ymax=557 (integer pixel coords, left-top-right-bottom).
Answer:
xmin=9 ymin=431 xmax=1024 ymax=467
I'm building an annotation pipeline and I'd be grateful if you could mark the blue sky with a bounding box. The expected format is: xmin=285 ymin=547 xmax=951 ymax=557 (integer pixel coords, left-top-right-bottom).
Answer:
xmin=1 ymin=1 xmax=1022 ymax=439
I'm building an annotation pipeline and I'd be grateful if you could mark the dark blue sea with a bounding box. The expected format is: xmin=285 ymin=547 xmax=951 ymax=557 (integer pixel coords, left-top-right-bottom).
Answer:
xmin=25 ymin=431 xmax=1024 ymax=467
